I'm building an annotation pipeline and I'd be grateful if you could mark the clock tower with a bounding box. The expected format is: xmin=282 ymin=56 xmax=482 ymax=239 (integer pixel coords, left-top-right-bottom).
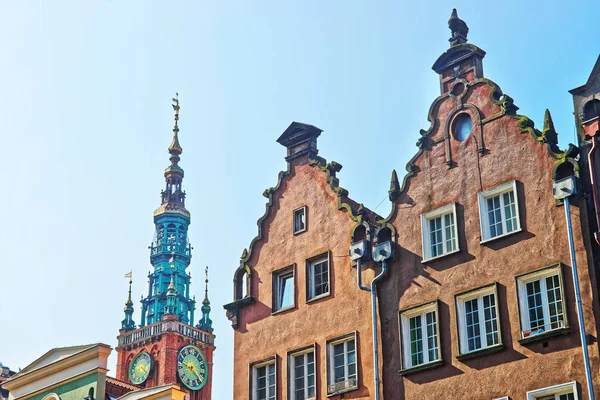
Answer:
xmin=115 ymin=96 xmax=215 ymax=400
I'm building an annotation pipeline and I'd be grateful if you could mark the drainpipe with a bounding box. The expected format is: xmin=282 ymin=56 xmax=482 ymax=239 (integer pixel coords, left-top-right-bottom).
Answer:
xmin=587 ymin=135 xmax=600 ymax=246
xmin=554 ymin=176 xmax=595 ymax=400
xmin=354 ymin=239 xmax=392 ymax=400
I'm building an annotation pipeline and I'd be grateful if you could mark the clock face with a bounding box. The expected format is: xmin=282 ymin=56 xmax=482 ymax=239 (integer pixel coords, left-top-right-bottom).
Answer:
xmin=177 ymin=345 xmax=208 ymax=391
xmin=128 ymin=352 xmax=152 ymax=385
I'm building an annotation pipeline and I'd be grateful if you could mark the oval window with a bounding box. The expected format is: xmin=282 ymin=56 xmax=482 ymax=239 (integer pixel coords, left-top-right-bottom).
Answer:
xmin=453 ymin=113 xmax=472 ymax=142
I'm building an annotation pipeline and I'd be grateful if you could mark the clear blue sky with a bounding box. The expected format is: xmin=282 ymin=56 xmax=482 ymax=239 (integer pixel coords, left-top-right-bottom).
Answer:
xmin=0 ymin=1 xmax=598 ymax=399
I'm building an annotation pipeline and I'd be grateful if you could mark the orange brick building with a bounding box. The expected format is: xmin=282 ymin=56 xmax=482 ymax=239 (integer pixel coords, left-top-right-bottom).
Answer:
xmin=226 ymin=10 xmax=600 ymax=400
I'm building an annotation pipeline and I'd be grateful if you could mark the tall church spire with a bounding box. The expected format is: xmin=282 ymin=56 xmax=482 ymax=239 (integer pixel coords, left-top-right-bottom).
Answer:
xmin=121 ymin=271 xmax=136 ymax=331
xmin=140 ymin=95 xmax=194 ymax=327
xmin=197 ymin=266 xmax=213 ymax=332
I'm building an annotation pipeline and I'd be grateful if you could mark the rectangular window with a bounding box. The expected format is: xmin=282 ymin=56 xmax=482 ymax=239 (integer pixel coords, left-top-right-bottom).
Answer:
xmin=293 ymin=206 xmax=307 ymax=234
xmin=478 ymin=181 xmax=521 ymax=242
xmin=399 ymin=301 xmax=441 ymax=370
xmin=272 ymin=266 xmax=295 ymax=312
xmin=517 ymin=265 xmax=567 ymax=339
xmin=326 ymin=333 xmax=358 ymax=395
xmin=251 ymin=359 xmax=276 ymax=400
xmin=527 ymin=381 xmax=577 ymax=400
xmin=421 ymin=203 xmax=459 ymax=261
xmin=456 ymin=284 xmax=501 ymax=355
xmin=289 ymin=347 xmax=315 ymax=400
xmin=307 ymin=255 xmax=329 ymax=301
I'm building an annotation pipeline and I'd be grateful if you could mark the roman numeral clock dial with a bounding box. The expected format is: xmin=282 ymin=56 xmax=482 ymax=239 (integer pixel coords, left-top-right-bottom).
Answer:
xmin=177 ymin=345 xmax=208 ymax=391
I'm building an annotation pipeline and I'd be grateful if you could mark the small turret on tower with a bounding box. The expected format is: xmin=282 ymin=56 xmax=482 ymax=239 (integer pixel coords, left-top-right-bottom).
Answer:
xmin=121 ymin=271 xmax=136 ymax=331
xmin=197 ymin=266 xmax=213 ymax=332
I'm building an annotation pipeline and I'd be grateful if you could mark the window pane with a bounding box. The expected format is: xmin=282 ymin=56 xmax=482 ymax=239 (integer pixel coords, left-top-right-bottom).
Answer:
xmin=279 ymin=274 xmax=294 ymax=309
xmin=444 ymin=212 xmax=456 ymax=252
xmin=294 ymin=355 xmax=304 ymax=399
xmin=526 ymin=280 xmax=545 ymax=331
xmin=311 ymin=260 xmax=329 ymax=298
xmin=409 ymin=316 xmax=424 ymax=366
xmin=465 ymin=299 xmax=481 ymax=351
xmin=429 ymin=217 xmax=443 ymax=257
xmin=426 ymin=311 xmax=438 ymax=361
xmin=487 ymin=195 xmax=503 ymax=238
xmin=294 ymin=209 xmax=305 ymax=232
xmin=503 ymin=190 xmax=517 ymax=233
xmin=482 ymin=294 xmax=499 ymax=346
xmin=546 ymin=275 xmax=564 ymax=329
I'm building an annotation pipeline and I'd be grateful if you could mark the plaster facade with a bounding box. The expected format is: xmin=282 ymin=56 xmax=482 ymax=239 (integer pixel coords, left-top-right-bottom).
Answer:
xmin=226 ymin=124 xmax=383 ymax=399
xmin=226 ymin=9 xmax=600 ymax=400
xmin=379 ymin=65 xmax=600 ymax=400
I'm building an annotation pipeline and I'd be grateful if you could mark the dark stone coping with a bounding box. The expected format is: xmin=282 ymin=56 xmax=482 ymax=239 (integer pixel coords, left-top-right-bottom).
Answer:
xmin=398 ymin=359 xmax=444 ymax=376
xmin=456 ymin=343 xmax=504 ymax=361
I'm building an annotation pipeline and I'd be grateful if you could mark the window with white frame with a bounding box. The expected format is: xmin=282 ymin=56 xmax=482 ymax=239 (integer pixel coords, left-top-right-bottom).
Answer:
xmin=399 ymin=301 xmax=440 ymax=370
xmin=289 ymin=347 xmax=315 ymax=400
xmin=251 ymin=359 xmax=276 ymax=400
xmin=421 ymin=203 xmax=459 ymax=261
xmin=307 ymin=255 xmax=329 ymax=300
xmin=517 ymin=265 xmax=567 ymax=339
xmin=326 ymin=333 xmax=357 ymax=395
xmin=456 ymin=284 xmax=501 ymax=354
xmin=293 ymin=206 xmax=307 ymax=234
xmin=526 ymin=381 xmax=577 ymax=400
xmin=273 ymin=266 xmax=294 ymax=312
xmin=478 ymin=181 xmax=521 ymax=242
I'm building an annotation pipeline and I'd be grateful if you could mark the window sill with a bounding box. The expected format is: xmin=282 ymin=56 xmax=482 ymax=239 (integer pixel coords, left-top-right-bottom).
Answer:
xmin=271 ymin=305 xmax=295 ymax=315
xmin=421 ymin=249 xmax=461 ymax=264
xmin=293 ymin=228 xmax=307 ymax=236
xmin=306 ymin=292 xmax=331 ymax=304
xmin=326 ymin=386 xmax=358 ymax=398
xmin=480 ymin=228 xmax=522 ymax=245
xmin=518 ymin=327 xmax=571 ymax=345
xmin=398 ymin=359 xmax=443 ymax=376
xmin=456 ymin=343 xmax=504 ymax=361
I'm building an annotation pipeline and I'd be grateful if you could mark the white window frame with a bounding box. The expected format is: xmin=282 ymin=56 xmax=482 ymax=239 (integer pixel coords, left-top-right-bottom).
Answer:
xmin=293 ymin=206 xmax=307 ymax=235
xmin=251 ymin=358 xmax=277 ymax=400
xmin=306 ymin=254 xmax=330 ymax=301
xmin=326 ymin=332 xmax=358 ymax=395
xmin=456 ymin=284 xmax=501 ymax=355
xmin=272 ymin=265 xmax=295 ymax=313
xmin=516 ymin=265 xmax=567 ymax=339
xmin=526 ymin=381 xmax=578 ymax=400
xmin=399 ymin=301 xmax=441 ymax=370
xmin=288 ymin=346 xmax=316 ymax=400
xmin=421 ymin=203 xmax=459 ymax=262
xmin=478 ymin=180 xmax=521 ymax=243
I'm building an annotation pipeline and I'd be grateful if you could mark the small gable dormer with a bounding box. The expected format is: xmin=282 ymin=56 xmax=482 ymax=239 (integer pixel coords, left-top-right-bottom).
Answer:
xmin=277 ymin=121 xmax=322 ymax=163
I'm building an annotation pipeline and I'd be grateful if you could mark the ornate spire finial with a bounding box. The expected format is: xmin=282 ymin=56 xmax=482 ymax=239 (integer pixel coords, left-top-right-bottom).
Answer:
xmin=169 ymin=94 xmax=183 ymax=155
xmin=204 ymin=266 xmax=210 ymax=302
xmin=448 ymin=8 xmax=469 ymax=47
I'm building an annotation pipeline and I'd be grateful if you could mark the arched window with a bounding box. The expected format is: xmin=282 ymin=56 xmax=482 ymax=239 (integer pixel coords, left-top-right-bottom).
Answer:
xmin=452 ymin=113 xmax=473 ymax=142
xmin=583 ymin=99 xmax=600 ymax=121
xmin=234 ymin=266 xmax=251 ymax=300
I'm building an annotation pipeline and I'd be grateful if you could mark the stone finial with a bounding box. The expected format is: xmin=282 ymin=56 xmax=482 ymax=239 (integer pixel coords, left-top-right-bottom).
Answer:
xmin=389 ymin=170 xmax=401 ymax=201
xmin=448 ymin=9 xmax=468 ymax=47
